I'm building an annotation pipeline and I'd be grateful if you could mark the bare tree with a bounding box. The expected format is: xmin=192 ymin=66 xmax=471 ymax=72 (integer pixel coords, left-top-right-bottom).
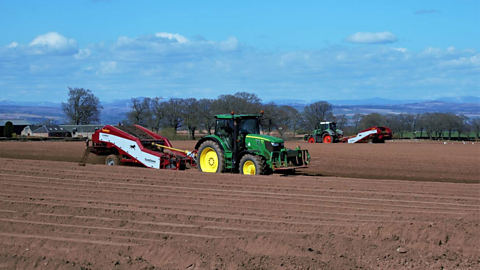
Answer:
xmin=359 ymin=113 xmax=385 ymax=130
xmin=127 ymin=98 xmax=152 ymax=126
xmin=148 ymin=97 xmax=164 ymax=132
xmin=352 ymin=114 xmax=363 ymax=132
xmin=212 ymin=92 xmax=262 ymax=114
xmin=290 ymin=109 xmax=303 ymax=136
xmin=62 ymin=87 xmax=103 ymax=125
xmin=276 ymin=105 xmax=300 ymax=138
xmin=198 ymin=99 xmax=215 ymax=135
xmin=470 ymin=118 xmax=480 ymax=139
xmin=418 ymin=113 xmax=436 ymax=139
xmin=334 ymin=115 xmax=348 ymax=130
xmin=183 ymin=98 xmax=200 ymax=140
xmin=385 ymin=114 xmax=402 ymax=138
xmin=162 ymin=98 xmax=185 ymax=134
xmin=455 ymin=115 xmax=469 ymax=139
xmin=302 ymin=101 xmax=333 ymax=130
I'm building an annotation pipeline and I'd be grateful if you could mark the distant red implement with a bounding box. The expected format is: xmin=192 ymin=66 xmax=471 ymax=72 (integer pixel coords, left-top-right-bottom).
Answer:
xmin=341 ymin=126 xmax=393 ymax=143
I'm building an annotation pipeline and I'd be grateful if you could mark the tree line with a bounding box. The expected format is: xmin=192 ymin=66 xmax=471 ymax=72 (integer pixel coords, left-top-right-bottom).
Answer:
xmin=125 ymin=92 xmax=311 ymax=140
xmin=61 ymin=87 xmax=480 ymax=140
xmin=350 ymin=112 xmax=480 ymax=139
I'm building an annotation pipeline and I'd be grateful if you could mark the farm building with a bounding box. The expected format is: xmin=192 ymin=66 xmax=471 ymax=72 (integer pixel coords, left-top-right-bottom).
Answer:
xmin=0 ymin=119 xmax=31 ymax=136
xmin=60 ymin=125 xmax=103 ymax=139
xmin=29 ymin=125 xmax=72 ymax=137
xmin=21 ymin=125 xmax=43 ymax=136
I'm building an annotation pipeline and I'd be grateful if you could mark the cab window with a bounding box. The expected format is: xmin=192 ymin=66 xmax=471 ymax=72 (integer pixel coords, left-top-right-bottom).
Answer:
xmin=215 ymin=119 xmax=234 ymax=135
xmin=239 ymin=118 xmax=259 ymax=135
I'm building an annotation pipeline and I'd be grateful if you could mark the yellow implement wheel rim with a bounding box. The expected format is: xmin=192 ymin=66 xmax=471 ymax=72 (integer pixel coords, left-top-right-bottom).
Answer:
xmin=243 ymin=160 xmax=256 ymax=175
xmin=200 ymin=147 xmax=218 ymax=173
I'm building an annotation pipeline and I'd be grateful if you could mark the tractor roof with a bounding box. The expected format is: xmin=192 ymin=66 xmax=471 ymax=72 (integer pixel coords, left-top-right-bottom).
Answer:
xmin=214 ymin=114 xmax=262 ymax=119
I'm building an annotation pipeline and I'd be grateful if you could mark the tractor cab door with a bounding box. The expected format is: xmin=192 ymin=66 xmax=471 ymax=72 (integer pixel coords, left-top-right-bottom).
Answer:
xmin=320 ymin=123 xmax=329 ymax=132
xmin=215 ymin=119 xmax=234 ymax=149
xmin=237 ymin=117 xmax=260 ymax=151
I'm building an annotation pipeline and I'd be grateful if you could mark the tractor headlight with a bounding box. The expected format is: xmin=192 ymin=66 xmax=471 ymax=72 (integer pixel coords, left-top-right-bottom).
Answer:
xmin=271 ymin=142 xmax=280 ymax=147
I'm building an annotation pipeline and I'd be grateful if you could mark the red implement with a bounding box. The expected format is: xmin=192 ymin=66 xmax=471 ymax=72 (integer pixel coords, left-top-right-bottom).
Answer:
xmin=82 ymin=124 xmax=196 ymax=169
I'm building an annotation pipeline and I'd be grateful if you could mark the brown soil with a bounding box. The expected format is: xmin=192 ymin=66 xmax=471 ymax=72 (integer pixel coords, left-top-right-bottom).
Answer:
xmin=0 ymin=140 xmax=478 ymax=183
xmin=0 ymin=140 xmax=479 ymax=269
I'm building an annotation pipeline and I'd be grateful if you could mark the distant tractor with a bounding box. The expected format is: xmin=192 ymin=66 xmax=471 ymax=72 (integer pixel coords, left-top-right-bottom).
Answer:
xmin=195 ymin=113 xmax=310 ymax=175
xmin=304 ymin=122 xmax=344 ymax=143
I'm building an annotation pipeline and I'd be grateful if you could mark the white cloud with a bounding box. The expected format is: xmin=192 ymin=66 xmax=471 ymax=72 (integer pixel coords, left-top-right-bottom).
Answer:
xmin=345 ymin=32 xmax=397 ymax=44
xmin=1 ymin=31 xmax=479 ymax=101
xmin=219 ymin=36 xmax=239 ymax=51
xmin=440 ymin=54 xmax=480 ymax=68
xmin=392 ymin=48 xmax=408 ymax=53
xmin=28 ymin=32 xmax=78 ymax=55
xmin=98 ymin=61 xmax=118 ymax=74
xmin=155 ymin=32 xmax=189 ymax=44
xmin=74 ymin=48 xmax=91 ymax=60
xmin=7 ymin=42 xmax=18 ymax=48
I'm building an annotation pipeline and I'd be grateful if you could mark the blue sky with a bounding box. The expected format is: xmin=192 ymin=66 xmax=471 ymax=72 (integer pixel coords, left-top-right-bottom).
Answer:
xmin=0 ymin=0 xmax=479 ymax=102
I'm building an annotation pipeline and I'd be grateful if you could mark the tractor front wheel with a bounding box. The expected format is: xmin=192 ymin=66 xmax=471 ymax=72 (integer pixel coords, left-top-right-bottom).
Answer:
xmin=322 ymin=134 xmax=333 ymax=143
xmin=239 ymin=154 xmax=266 ymax=175
xmin=197 ymin=141 xmax=225 ymax=173
xmin=308 ymin=136 xmax=315 ymax=143
xmin=105 ymin=154 xmax=121 ymax=166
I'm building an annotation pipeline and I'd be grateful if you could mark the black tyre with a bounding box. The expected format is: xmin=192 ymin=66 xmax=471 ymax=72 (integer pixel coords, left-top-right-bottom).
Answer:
xmin=197 ymin=140 xmax=225 ymax=173
xmin=239 ymin=154 xmax=266 ymax=175
xmin=105 ymin=154 xmax=121 ymax=166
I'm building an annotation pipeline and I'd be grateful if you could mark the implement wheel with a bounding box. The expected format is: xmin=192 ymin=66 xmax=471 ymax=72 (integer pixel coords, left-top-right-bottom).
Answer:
xmin=105 ymin=154 xmax=121 ymax=166
xmin=308 ymin=136 xmax=315 ymax=143
xmin=322 ymin=134 xmax=333 ymax=143
xmin=197 ymin=141 xmax=225 ymax=173
xmin=239 ymin=154 xmax=266 ymax=175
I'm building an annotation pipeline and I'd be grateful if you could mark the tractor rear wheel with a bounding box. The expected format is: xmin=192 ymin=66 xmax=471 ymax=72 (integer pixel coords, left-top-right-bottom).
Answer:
xmin=239 ymin=154 xmax=266 ymax=175
xmin=322 ymin=134 xmax=333 ymax=143
xmin=105 ymin=154 xmax=121 ymax=166
xmin=197 ymin=141 xmax=225 ymax=173
xmin=308 ymin=136 xmax=315 ymax=143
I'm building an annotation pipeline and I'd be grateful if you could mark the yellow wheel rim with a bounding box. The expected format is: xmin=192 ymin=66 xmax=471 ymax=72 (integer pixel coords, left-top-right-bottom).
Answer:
xmin=200 ymin=147 xmax=218 ymax=173
xmin=242 ymin=160 xmax=256 ymax=175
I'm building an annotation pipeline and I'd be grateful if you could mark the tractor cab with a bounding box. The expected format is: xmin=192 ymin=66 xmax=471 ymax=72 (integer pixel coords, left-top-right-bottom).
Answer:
xmin=321 ymin=122 xmax=336 ymax=132
xmin=214 ymin=114 xmax=260 ymax=150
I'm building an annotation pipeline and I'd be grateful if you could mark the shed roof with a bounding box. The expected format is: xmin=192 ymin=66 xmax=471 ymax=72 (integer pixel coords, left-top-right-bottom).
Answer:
xmin=32 ymin=125 xmax=70 ymax=134
xmin=60 ymin=125 xmax=103 ymax=133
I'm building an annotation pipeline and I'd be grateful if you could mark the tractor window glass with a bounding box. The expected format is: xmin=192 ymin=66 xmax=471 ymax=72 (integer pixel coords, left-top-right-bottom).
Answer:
xmin=330 ymin=123 xmax=336 ymax=130
xmin=239 ymin=118 xmax=259 ymax=135
xmin=215 ymin=119 xmax=234 ymax=135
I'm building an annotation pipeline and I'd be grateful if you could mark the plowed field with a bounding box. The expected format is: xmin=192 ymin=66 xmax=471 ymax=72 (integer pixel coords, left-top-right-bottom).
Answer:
xmin=0 ymin=141 xmax=479 ymax=269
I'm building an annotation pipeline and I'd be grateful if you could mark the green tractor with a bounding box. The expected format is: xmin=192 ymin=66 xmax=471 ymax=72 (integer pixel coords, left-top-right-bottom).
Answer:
xmin=304 ymin=121 xmax=344 ymax=143
xmin=195 ymin=113 xmax=310 ymax=175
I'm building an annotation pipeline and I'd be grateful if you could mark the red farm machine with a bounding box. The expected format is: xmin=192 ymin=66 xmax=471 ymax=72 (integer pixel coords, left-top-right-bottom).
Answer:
xmin=304 ymin=122 xmax=392 ymax=144
xmin=341 ymin=126 xmax=393 ymax=143
xmin=79 ymin=125 xmax=196 ymax=170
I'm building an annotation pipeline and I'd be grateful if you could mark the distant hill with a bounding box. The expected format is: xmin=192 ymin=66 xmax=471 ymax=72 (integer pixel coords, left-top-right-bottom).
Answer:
xmin=332 ymin=101 xmax=480 ymax=117
xmin=1 ymin=96 xmax=479 ymax=124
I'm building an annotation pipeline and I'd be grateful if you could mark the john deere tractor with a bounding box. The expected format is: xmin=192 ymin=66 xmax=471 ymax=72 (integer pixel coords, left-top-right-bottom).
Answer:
xmin=304 ymin=122 xmax=344 ymax=143
xmin=195 ymin=113 xmax=310 ymax=175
